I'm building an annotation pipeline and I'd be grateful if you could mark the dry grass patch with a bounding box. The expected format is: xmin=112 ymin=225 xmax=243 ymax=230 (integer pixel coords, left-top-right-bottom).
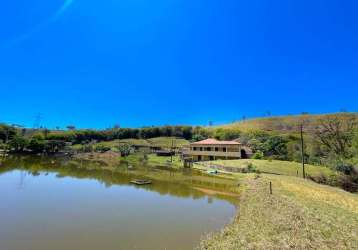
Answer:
xmin=200 ymin=159 xmax=335 ymax=178
xmin=199 ymin=175 xmax=358 ymax=250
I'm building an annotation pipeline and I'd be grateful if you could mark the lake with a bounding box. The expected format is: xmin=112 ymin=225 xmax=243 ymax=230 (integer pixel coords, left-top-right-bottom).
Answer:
xmin=0 ymin=156 xmax=237 ymax=250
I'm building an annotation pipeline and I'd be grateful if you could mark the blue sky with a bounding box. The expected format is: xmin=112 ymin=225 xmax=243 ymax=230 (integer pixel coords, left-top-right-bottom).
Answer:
xmin=0 ymin=0 xmax=357 ymax=128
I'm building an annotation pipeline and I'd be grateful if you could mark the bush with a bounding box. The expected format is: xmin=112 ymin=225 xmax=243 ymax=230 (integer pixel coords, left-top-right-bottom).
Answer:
xmin=307 ymin=172 xmax=358 ymax=193
xmin=78 ymin=144 xmax=93 ymax=153
xmin=336 ymin=163 xmax=354 ymax=175
xmin=8 ymin=136 xmax=29 ymax=152
xmin=247 ymin=163 xmax=257 ymax=172
xmin=307 ymin=173 xmax=329 ymax=185
xmin=240 ymin=163 xmax=257 ymax=173
xmin=95 ymin=145 xmax=111 ymax=153
xmin=252 ymin=151 xmax=264 ymax=159
xmin=28 ymin=138 xmax=45 ymax=153
xmin=116 ymin=144 xmax=131 ymax=156
xmin=192 ymin=134 xmax=207 ymax=142
xmin=337 ymin=174 xmax=358 ymax=193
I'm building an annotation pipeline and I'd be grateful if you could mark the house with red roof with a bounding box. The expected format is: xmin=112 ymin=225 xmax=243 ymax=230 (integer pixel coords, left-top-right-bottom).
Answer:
xmin=185 ymin=138 xmax=250 ymax=162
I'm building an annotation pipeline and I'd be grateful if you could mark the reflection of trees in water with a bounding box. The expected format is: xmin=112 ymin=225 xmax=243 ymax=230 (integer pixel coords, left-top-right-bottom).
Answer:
xmin=17 ymin=171 xmax=26 ymax=190
xmin=0 ymin=155 xmax=238 ymax=204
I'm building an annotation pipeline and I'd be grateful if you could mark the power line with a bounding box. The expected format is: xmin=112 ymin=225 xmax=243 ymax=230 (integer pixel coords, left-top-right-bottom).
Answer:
xmin=33 ymin=113 xmax=43 ymax=129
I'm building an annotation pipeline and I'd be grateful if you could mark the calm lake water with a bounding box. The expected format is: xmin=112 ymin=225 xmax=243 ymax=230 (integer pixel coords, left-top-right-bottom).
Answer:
xmin=0 ymin=156 xmax=237 ymax=250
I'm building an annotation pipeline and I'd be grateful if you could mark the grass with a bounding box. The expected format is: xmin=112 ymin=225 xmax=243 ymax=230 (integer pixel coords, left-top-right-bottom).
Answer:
xmin=196 ymin=159 xmax=357 ymax=249
xmin=196 ymin=159 xmax=335 ymax=178
xmin=199 ymin=173 xmax=358 ymax=249
xmin=122 ymin=153 xmax=184 ymax=168
xmin=147 ymin=137 xmax=190 ymax=148
xmin=72 ymin=137 xmax=190 ymax=151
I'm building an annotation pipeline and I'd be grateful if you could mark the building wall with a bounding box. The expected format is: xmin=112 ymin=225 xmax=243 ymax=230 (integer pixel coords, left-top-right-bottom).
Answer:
xmin=190 ymin=145 xmax=241 ymax=152
xmin=188 ymin=144 xmax=242 ymax=162
xmin=191 ymin=155 xmax=241 ymax=162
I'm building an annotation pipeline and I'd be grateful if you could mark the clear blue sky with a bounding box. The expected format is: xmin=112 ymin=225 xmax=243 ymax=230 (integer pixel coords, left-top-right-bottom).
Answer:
xmin=0 ymin=0 xmax=357 ymax=129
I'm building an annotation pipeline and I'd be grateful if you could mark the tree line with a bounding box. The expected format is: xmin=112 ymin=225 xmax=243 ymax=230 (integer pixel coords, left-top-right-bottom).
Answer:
xmin=1 ymin=114 xmax=357 ymax=191
xmin=1 ymin=114 xmax=357 ymax=167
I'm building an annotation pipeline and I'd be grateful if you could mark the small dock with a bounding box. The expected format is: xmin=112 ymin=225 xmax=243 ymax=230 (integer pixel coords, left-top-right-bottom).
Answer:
xmin=130 ymin=179 xmax=152 ymax=185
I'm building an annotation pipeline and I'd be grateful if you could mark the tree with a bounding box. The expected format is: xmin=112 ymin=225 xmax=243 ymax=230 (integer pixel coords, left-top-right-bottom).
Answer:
xmin=0 ymin=125 xmax=16 ymax=143
xmin=8 ymin=136 xmax=29 ymax=152
xmin=315 ymin=114 xmax=358 ymax=158
xmin=28 ymin=138 xmax=45 ymax=153
xmin=262 ymin=135 xmax=288 ymax=159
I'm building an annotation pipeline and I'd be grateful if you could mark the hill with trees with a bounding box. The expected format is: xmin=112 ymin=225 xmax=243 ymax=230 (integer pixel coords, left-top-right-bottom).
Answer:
xmin=1 ymin=112 xmax=357 ymax=191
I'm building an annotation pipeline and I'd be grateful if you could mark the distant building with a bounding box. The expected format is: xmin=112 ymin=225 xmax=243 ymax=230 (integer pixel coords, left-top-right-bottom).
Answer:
xmin=184 ymin=138 xmax=251 ymax=162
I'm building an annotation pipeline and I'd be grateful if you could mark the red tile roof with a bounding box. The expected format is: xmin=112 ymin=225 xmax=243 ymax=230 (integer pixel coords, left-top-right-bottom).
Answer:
xmin=191 ymin=138 xmax=241 ymax=145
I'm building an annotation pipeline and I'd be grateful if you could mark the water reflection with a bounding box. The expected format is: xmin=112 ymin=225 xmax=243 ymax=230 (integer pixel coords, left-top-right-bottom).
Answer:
xmin=0 ymin=155 xmax=237 ymax=250
xmin=1 ymin=155 xmax=239 ymax=204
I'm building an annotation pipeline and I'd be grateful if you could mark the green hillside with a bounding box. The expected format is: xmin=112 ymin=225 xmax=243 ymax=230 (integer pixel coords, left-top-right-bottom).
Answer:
xmin=219 ymin=112 xmax=358 ymax=133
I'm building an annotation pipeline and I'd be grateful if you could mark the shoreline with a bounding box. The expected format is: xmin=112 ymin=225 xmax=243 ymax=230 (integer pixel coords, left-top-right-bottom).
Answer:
xmin=2 ymin=153 xmax=357 ymax=249
xmin=198 ymin=172 xmax=358 ymax=249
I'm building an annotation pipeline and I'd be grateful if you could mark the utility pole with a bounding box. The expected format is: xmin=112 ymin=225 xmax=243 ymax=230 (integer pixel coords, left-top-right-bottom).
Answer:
xmin=300 ymin=123 xmax=306 ymax=179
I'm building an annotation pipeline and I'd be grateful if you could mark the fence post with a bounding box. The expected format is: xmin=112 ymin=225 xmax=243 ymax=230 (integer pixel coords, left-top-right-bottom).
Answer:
xmin=270 ymin=181 xmax=272 ymax=195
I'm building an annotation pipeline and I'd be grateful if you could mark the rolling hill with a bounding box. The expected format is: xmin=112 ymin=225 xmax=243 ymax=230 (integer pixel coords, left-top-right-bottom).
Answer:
xmin=219 ymin=112 xmax=358 ymax=133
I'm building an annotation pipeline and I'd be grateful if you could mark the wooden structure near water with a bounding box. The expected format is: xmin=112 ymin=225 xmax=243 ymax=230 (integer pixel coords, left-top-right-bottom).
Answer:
xmin=130 ymin=179 xmax=152 ymax=185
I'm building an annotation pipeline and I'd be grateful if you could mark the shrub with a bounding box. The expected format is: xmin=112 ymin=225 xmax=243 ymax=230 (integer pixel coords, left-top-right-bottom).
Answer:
xmin=192 ymin=134 xmax=207 ymax=142
xmin=336 ymin=163 xmax=354 ymax=175
xmin=28 ymin=138 xmax=45 ymax=153
xmin=337 ymin=174 xmax=358 ymax=193
xmin=307 ymin=172 xmax=358 ymax=193
xmin=252 ymin=151 xmax=264 ymax=159
xmin=116 ymin=144 xmax=131 ymax=156
xmin=307 ymin=173 xmax=328 ymax=185
xmin=247 ymin=163 xmax=257 ymax=173
xmin=8 ymin=136 xmax=29 ymax=152
xmin=95 ymin=145 xmax=111 ymax=153
xmin=240 ymin=163 xmax=257 ymax=173
xmin=79 ymin=144 xmax=93 ymax=153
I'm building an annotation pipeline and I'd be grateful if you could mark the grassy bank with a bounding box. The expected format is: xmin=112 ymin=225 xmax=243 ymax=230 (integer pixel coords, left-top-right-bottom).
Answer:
xmin=72 ymin=137 xmax=190 ymax=151
xmin=122 ymin=153 xmax=184 ymax=168
xmin=199 ymin=173 xmax=358 ymax=249
xmin=195 ymin=159 xmax=335 ymax=178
